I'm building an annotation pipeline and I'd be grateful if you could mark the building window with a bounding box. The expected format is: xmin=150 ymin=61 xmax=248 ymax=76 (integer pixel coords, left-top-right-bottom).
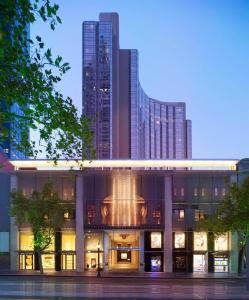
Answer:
xmin=194 ymin=188 xmax=198 ymax=197
xmin=174 ymin=232 xmax=185 ymax=249
xmin=87 ymin=205 xmax=96 ymax=224
xmin=174 ymin=188 xmax=177 ymax=196
xmin=222 ymin=188 xmax=226 ymax=196
xmin=151 ymin=232 xmax=162 ymax=249
xmin=63 ymin=210 xmax=75 ymax=220
xmin=201 ymin=188 xmax=205 ymax=197
xmin=214 ymin=233 xmax=228 ymax=251
xmin=194 ymin=232 xmax=207 ymax=251
xmin=0 ymin=232 xmax=9 ymax=252
xmin=195 ymin=210 xmax=205 ymax=221
xmin=152 ymin=210 xmax=161 ymax=224
xmin=214 ymin=188 xmax=218 ymax=196
xmin=179 ymin=209 xmax=185 ymax=220
xmin=181 ymin=188 xmax=184 ymax=197
xmin=173 ymin=209 xmax=185 ymax=221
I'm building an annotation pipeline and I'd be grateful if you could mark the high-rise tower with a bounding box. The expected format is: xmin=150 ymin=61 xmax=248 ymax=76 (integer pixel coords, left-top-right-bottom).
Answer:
xmin=83 ymin=13 xmax=192 ymax=159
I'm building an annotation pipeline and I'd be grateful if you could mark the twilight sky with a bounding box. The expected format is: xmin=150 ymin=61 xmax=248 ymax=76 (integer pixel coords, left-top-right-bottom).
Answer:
xmin=31 ymin=0 xmax=249 ymax=159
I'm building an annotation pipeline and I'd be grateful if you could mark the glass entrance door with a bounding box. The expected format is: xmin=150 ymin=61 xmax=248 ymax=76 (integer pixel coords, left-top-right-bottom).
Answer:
xmin=20 ymin=254 xmax=34 ymax=270
xmin=193 ymin=254 xmax=207 ymax=272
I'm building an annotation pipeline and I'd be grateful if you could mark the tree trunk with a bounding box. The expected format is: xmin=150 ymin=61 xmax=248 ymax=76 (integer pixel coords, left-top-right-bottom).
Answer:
xmin=238 ymin=246 xmax=245 ymax=274
xmin=38 ymin=250 xmax=44 ymax=274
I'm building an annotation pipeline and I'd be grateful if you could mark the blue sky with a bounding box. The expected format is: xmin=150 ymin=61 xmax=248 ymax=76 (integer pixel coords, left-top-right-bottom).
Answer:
xmin=31 ymin=0 xmax=249 ymax=158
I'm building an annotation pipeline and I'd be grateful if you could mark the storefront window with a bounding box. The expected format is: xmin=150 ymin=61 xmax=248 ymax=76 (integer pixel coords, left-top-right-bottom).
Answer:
xmin=214 ymin=233 xmax=228 ymax=251
xmin=62 ymin=232 xmax=75 ymax=251
xmin=42 ymin=237 xmax=55 ymax=270
xmin=151 ymin=232 xmax=162 ymax=249
xmin=19 ymin=232 xmax=34 ymax=270
xmin=19 ymin=232 xmax=34 ymax=250
xmin=194 ymin=232 xmax=207 ymax=251
xmin=84 ymin=232 xmax=103 ymax=270
xmin=174 ymin=232 xmax=185 ymax=249
xmin=62 ymin=232 xmax=76 ymax=270
xmin=214 ymin=256 xmax=229 ymax=272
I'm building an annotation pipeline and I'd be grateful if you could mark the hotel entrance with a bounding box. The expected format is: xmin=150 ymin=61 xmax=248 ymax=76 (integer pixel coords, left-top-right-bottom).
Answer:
xmin=108 ymin=231 xmax=140 ymax=270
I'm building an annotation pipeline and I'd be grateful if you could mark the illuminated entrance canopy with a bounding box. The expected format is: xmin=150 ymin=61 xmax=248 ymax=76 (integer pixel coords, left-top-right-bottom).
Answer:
xmin=11 ymin=159 xmax=238 ymax=170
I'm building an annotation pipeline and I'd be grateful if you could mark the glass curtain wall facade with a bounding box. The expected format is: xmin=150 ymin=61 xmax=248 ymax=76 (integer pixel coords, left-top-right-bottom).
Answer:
xmin=82 ymin=13 xmax=192 ymax=159
xmin=9 ymin=167 xmax=241 ymax=274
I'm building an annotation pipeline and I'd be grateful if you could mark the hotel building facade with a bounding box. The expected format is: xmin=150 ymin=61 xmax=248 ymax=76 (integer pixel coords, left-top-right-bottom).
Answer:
xmin=0 ymin=158 xmax=248 ymax=273
xmin=83 ymin=13 xmax=192 ymax=159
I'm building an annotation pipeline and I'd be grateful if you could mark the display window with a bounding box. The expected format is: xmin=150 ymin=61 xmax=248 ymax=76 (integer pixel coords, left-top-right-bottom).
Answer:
xmin=174 ymin=255 xmax=187 ymax=272
xmin=174 ymin=232 xmax=185 ymax=249
xmin=214 ymin=233 xmax=228 ymax=251
xmin=214 ymin=256 xmax=229 ymax=272
xmin=19 ymin=254 xmax=34 ymax=270
xmin=85 ymin=252 xmax=103 ymax=270
xmin=193 ymin=232 xmax=207 ymax=251
xmin=62 ymin=232 xmax=76 ymax=251
xmin=151 ymin=256 xmax=162 ymax=272
xmin=85 ymin=233 xmax=103 ymax=251
xmin=19 ymin=232 xmax=34 ymax=251
xmin=61 ymin=232 xmax=76 ymax=270
xmin=151 ymin=232 xmax=162 ymax=249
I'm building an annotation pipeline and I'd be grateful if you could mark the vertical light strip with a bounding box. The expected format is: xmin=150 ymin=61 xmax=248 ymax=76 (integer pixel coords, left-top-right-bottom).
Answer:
xmin=128 ymin=173 xmax=131 ymax=226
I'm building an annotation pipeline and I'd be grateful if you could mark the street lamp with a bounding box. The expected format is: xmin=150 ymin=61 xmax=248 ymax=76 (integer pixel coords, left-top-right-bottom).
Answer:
xmin=97 ymin=242 xmax=101 ymax=278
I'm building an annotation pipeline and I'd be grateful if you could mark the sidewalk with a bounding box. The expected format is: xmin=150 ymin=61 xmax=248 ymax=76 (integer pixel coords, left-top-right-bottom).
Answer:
xmin=0 ymin=270 xmax=246 ymax=279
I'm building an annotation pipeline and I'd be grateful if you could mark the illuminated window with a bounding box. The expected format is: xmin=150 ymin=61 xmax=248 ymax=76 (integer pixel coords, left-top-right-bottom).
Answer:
xmin=201 ymin=188 xmax=205 ymax=197
xmin=179 ymin=210 xmax=185 ymax=220
xmin=174 ymin=232 xmax=185 ymax=249
xmin=63 ymin=210 xmax=75 ymax=220
xmin=195 ymin=210 xmax=205 ymax=221
xmin=194 ymin=232 xmax=207 ymax=251
xmin=222 ymin=188 xmax=226 ymax=196
xmin=62 ymin=232 xmax=75 ymax=251
xmin=181 ymin=188 xmax=184 ymax=197
xmin=19 ymin=232 xmax=34 ymax=251
xmin=214 ymin=233 xmax=228 ymax=251
xmin=214 ymin=188 xmax=218 ymax=196
xmin=87 ymin=205 xmax=96 ymax=224
xmin=194 ymin=188 xmax=198 ymax=196
xmin=153 ymin=210 xmax=161 ymax=224
xmin=151 ymin=232 xmax=162 ymax=249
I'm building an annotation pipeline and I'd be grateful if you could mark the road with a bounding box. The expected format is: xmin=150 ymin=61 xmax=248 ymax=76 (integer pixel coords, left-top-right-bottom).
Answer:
xmin=0 ymin=276 xmax=248 ymax=299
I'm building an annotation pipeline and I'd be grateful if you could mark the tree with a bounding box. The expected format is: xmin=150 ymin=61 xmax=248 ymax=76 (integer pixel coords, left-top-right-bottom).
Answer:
xmin=0 ymin=0 xmax=95 ymax=161
xmin=10 ymin=182 xmax=68 ymax=274
xmin=198 ymin=176 xmax=249 ymax=274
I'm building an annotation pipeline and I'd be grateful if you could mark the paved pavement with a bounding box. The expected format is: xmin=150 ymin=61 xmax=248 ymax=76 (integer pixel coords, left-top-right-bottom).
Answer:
xmin=0 ymin=270 xmax=246 ymax=279
xmin=0 ymin=275 xmax=248 ymax=299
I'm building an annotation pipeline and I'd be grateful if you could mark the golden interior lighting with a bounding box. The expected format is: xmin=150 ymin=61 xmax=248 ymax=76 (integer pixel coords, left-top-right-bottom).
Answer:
xmin=104 ymin=170 xmax=144 ymax=226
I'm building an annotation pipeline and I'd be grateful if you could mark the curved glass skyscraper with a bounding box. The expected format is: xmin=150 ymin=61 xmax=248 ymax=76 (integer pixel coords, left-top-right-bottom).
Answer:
xmin=83 ymin=13 xmax=192 ymax=159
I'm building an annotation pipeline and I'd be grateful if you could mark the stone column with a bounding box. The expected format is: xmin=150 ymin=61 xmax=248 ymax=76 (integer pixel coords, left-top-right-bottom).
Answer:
xmin=76 ymin=175 xmax=84 ymax=272
xmin=163 ymin=175 xmax=173 ymax=272
xmin=230 ymin=232 xmax=239 ymax=273
xmin=139 ymin=231 xmax=144 ymax=272
xmin=103 ymin=231 xmax=109 ymax=271
xmin=10 ymin=174 xmax=19 ymax=271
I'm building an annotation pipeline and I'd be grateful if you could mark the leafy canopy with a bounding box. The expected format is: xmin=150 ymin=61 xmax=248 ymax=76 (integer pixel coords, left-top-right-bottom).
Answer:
xmin=199 ymin=176 xmax=249 ymax=239
xmin=0 ymin=0 xmax=95 ymax=161
xmin=10 ymin=182 xmax=66 ymax=251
